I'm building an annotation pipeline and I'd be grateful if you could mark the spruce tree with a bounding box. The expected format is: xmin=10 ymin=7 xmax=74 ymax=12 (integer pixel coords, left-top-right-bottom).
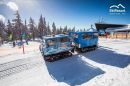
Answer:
xmin=47 ymin=23 xmax=51 ymax=35
xmin=29 ymin=17 xmax=36 ymax=40
xmin=63 ymin=25 xmax=68 ymax=34
xmin=52 ymin=22 xmax=56 ymax=35
xmin=59 ymin=26 xmax=63 ymax=34
xmin=6 ymin=19 xmax=14 ymax=41
xmin=0 ymin=20 xmax=5 ymax=44
xmin=72 ymin=26 xmax=75 ymax=32
xmin=43 ymin=17 xmax=47 ymax=36
xmin=12 ymin=11 xmax=23 ymax=41
xmin=38 ymin=15 xmax=44 ymax=38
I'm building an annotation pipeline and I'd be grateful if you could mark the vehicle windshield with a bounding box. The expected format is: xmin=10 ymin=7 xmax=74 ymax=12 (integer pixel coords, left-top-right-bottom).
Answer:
xmin=46 ymin=39 xmax=56 ymax=47
xmin=60 ymin=37 xmax=70 ymax=43
xmin=82 ymin=34 xmax=93 ymax=39
xmin=70 ymin=34 xmax=78 ymax=38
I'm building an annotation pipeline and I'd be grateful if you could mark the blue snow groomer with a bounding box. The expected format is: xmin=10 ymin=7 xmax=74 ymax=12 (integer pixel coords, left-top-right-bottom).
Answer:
xmin=40 ymin=34 xmax=73 ymax=61
xmin=69 ymin=32 xmax=98 ymax=52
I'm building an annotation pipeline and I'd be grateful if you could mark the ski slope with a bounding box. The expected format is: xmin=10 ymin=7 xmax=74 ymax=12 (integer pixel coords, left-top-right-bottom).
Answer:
xmin=0 ymin=38 xmax=130 ymax=86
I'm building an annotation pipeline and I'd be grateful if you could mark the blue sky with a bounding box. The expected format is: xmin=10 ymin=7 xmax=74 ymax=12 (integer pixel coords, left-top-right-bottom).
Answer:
xmin=0 ymin=0 xmax=130 ymax=29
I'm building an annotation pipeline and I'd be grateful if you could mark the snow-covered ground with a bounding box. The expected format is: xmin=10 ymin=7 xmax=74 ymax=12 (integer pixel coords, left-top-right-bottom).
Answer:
xmin=0 ymin=38 xmax=130 ymax=86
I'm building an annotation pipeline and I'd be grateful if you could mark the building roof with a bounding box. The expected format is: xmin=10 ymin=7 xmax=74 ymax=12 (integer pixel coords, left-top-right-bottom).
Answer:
xmin=95 ymin=23 xmax=128 ymax=31
xmin=106 ymin=28 xmax=130 ymax=32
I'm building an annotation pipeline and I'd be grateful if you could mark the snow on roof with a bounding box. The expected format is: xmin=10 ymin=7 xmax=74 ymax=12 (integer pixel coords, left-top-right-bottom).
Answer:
xmin=43 ymin=34 xmax=68 ymax=39
xmin=106 ymin=27 xmax=130 ymax=32
xmin=70 ymin=31 xmax=98 ymax=34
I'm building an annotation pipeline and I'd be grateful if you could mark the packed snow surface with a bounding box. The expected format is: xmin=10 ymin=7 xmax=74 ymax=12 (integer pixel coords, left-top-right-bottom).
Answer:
xmin=0 ymin=38 xmax=130 ymax=86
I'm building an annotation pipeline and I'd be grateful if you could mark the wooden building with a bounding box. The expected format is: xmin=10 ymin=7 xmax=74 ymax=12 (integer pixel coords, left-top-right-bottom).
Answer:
xmin=95 ymin=23 xmax=130 ymax=39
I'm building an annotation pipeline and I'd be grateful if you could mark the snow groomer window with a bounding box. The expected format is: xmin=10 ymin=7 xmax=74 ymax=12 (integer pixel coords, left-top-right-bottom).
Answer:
xmin=93 ymin=33 xmax=98 ymax=38
xmin=82 ymin=34 xmax=92 ymax=39
xmin=47 ymin=39 xmax=56 ymax=47
xmin=60 ymin=37 xmax=69 ymax=43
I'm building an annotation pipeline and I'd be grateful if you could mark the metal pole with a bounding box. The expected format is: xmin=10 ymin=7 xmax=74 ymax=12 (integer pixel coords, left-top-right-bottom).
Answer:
xmin=23 ymin=44 xmax=25 ymax=54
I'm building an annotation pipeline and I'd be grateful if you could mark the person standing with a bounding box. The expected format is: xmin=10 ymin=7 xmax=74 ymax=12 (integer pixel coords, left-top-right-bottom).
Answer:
xmin=26 ymin=39 xmax=28 ymax=45
xmin=0 ymin=37 xmax=2 ymax=46
xmin=13 ymin=41 xmax=16 ymax=47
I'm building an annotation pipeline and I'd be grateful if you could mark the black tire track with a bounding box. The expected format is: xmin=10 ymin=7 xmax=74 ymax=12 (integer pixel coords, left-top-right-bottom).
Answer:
xmin=0 ymin=57 xmax=43 ymax=79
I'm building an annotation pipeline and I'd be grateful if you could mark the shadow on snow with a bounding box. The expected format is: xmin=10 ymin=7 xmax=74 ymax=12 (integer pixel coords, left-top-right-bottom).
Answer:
xmin=82 ymin=46 xmax=130 ymax=68
xmin=45 ymin=56 xmax=105 ymax=86
xmin=44 ymin=45 xmax=130 ymax=85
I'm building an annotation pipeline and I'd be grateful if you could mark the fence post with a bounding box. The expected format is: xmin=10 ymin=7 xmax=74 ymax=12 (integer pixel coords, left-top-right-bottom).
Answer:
xmin=23 ymin=44 xmax=25 ymax=54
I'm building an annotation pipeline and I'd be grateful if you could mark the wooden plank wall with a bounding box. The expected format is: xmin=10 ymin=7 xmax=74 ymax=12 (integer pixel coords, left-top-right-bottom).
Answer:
xmin=99 ymin=32 xmax=130 ymax=39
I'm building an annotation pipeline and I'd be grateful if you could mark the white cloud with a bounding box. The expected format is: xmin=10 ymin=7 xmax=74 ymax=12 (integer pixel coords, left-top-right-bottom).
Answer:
xmin=7 ymin=2 xmax=18 ymax=11
xmin=0 ymin=14 xmax=6 ymax=22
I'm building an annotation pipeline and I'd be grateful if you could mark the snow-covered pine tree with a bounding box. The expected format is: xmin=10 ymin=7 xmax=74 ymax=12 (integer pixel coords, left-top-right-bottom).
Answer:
xmin=38 ymin=15 xmax=44 ymax=38
xmin=59 ymin=26 xmax=63 ymax=34
xmin=63 ymin=25 xmax=67 ymax=34
xmin=43 ymin=17 xmax=47 ymax=36
xmin=67 ymin=28 xmax=72 ymax=33
xmin=47 ymin=23 xmax=51 ymax=35
xmin=56 ymin=28 xmax=60 ymax=34
xmin=12 ymin=11 xmax=23 ymax=41
xmin=84 ymin=28 xmax=86 ymax=32
xmin=80 ymin=29 xmax=83 ymax=32
xmin=72 ymin=26 xmax=75 ymax=32
xmin=52 ymin=22 xmax=56 ymax=35
xmin=29 ymin=17 xmax=36 ymax=40
xmin=0 ymin=20 xmax=5 ymax=44
xmin=6 ymin=19 xmax=14 ymax=41
xmin=23 ymin=19 xmax=28 ymax=38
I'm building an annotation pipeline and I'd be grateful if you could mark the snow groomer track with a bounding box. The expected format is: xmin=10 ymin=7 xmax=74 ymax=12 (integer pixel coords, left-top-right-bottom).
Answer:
xmin=0 ymin=57 xmax=42 ymax=79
